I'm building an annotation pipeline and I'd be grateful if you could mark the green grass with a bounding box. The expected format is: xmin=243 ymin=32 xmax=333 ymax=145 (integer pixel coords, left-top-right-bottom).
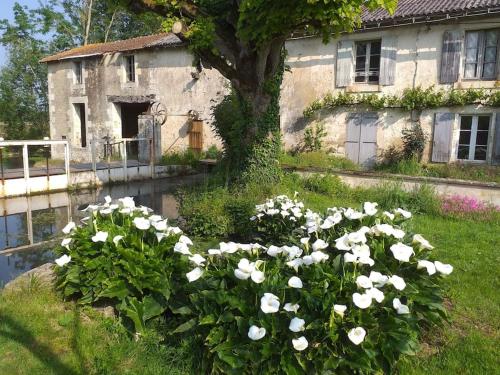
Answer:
xmin=160 ymin=146 xmax=221 ymax=168
xmin=1 ymin=173 xmax=498 ymax=374
xmin=375 ymin=158 xmax=500 ymax=184
xmin=279 ymin=151 xmax=359 ymax=170
xmin=0 ymin=279 xmax=190 ymax=375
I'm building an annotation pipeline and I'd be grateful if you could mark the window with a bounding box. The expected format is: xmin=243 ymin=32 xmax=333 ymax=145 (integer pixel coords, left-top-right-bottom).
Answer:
xmin=74 ymin=103 xmax=86 ymax=147
xmin=125 ymin=55 xmax=135 ymax=82
xmin=457 ymin=115 xmax=490 ymax=161
xmin=464 ymin=30 xmax=499 ymax=79
xmin=354 ymin=40 xmax=381 ymax=83
xmin=74 ymin=61 xmax=83 ymax=84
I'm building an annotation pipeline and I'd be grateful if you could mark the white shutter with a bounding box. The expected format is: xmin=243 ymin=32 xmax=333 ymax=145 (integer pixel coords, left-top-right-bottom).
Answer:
xmin=380 ymin=36 xmax=397 ymax=86
xmin=432 ymin=113 xmax=455 ymax=163
xmin=336 ymin=40 xmax=353 ymax=88
xmin=440 ymin=31 xmax=463 ymax=84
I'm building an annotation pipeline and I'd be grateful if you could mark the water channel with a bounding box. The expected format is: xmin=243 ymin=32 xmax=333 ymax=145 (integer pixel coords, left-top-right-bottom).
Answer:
xmin=0 ymin=174 xmax=207 ymax=286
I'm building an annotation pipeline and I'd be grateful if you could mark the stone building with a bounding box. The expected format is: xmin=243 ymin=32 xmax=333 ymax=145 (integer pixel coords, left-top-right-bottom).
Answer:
xmin=42 ymin=0 xmax=500 ymax=167
xmin=282 ymin=0 xmax=500 ymax=167
xmin=41 ymin=34 xmax=228 ymax=162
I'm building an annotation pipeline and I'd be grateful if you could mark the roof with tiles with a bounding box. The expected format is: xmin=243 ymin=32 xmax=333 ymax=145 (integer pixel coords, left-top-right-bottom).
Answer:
xmin=40 ymin=33 xmax=182 ymax=63
xmin=362 ymin=0 xmax=500 ymax=24
xmin=42 ymin=1 xmax=500 ymax=63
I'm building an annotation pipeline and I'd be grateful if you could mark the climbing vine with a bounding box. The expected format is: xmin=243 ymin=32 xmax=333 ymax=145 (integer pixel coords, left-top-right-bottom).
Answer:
xmin=303 ymin=87 xmax=500 ymax=118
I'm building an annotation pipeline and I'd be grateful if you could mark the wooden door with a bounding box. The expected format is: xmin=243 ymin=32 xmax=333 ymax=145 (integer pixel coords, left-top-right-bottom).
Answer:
xmin=345 ymin=113 xmax=378 ymax=168
xmin=189 ymin=120 xmax=203 ymax=153
xmin=431 ymin=113 xmax=455 ymax=163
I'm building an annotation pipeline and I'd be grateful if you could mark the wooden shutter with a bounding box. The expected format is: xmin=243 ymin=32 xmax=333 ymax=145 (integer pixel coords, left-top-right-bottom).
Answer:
xmin=345 ymin=114 xmax=361 ymax=163
xmin=380 ymin=36 xmax=397 ymax=86
xmin=359 ymin=113 xmax=378 ymax=167
xmin=189 ymin=120 xmax=203 ymax=153
xmin=493 ymin=113 xmax=500 ymax=165
xmin=336 ymin=40 xmax=354 ymax=88
xmin=440 ymin=31 xmax=463 ymax=84
xmin=432 ymin=113 xmax=455 ymax=163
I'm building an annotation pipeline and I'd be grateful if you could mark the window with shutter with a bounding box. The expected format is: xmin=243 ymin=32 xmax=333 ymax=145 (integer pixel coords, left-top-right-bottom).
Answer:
xmin=440 ymin=31 xmax=462 ymax=84
xmin=457 ymin=115 xmax=491 ymax=161
xmin=354 ymin=40 xmax=381 ymax=84
xmin=464 ymin=30 xmax=499 ymax=80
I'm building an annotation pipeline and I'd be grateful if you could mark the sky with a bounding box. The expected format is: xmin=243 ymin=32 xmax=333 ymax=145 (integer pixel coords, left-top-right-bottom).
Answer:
xmin=0 ymin=0 xmax=46 ymax=67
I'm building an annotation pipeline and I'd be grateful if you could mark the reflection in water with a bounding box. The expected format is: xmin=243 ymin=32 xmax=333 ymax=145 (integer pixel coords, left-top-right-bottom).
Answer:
xmin=0 ymin=174 xmax=206 ymax=285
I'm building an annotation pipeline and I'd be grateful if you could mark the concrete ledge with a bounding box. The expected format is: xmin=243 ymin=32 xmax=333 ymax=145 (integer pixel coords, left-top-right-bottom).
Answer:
xmin=282 ymin=165 xmax=500 ymax=190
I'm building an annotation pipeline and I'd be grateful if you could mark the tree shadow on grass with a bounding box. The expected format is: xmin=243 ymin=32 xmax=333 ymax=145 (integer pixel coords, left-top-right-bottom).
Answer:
xmin=0 ymin=313 xmax=79 ymax=375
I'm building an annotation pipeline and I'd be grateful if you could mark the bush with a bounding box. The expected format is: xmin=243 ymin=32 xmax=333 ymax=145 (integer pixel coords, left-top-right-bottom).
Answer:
xmin=175 ymin=195 xmax=453 ymax=374
xmin=53 ymin=197 xmax=187 ymax=333
xmin=301 ymin=174 xmax=347 ymax=197
xmin=441 ymin=194 xmax=500 ymax=221
xmin=302 ymin=122 xmax=326 ymax=152
xmin=280 ymin=151 xmax=359 ymax=170
xmin=401 ymin=123 xmax=427 ymax=161
xmin=160 ymin=149 xmax=203 ymax=168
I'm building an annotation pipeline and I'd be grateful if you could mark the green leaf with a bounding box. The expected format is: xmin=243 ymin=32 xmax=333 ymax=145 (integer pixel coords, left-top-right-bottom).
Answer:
xmin=173 ymin=318 xmax=197 ymax=334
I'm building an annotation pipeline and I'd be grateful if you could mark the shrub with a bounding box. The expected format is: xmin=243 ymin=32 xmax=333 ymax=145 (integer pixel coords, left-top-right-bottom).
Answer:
xmin=160 ymin=149 xmax=202 ymax=168
xmin=53 ymin=196 xmax=188 ymax=333
xmin=205 ymin=144 xmax=222 ymax=160
xmin=280 ymin=151 xmax=359 ymax=170
xmin=176 ymin=195 xmax=453 ymax=374
xmin=401 ymin=124 xmax=427 ymax=161
xmin=303 ymin=122 xmax=326 ymax=152
xmin=301 ymin=174 xmax=347 ymax=197
xmin=441 ymin=194 xmax=500 ymax=220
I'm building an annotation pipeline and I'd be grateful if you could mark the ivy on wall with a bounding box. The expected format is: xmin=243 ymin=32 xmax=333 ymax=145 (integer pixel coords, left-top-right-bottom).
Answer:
xmin=303 ymin=87 xmax=500 ymax=118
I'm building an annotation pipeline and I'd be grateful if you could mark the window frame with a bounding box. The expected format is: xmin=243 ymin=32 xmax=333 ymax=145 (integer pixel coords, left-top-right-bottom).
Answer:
xmin=354 ymin=39 xmax=382 ymax=84
xmin=457 ymin=114 xmax=491 ymax=162
xmin=124 ymin=55 xmax=136 ymax=83
xmin=463 ymin=29 xmax=500 ymax=81
xmin=74 ymin=60 xmax=83 ymax=85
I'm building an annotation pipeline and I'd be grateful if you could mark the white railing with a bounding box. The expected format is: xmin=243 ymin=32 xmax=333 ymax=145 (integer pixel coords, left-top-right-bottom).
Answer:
xmin=0 ymin=140 xmax=70 ymax=195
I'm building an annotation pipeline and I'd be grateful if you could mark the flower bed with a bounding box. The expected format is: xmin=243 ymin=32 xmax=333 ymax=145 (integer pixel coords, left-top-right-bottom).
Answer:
xmin=55 ymin=194 xmax=453 ymax=374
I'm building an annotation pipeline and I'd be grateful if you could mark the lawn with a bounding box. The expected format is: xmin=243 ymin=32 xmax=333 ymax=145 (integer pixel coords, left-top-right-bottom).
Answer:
xmin=0 ymin=174 xmax=498 ymax=374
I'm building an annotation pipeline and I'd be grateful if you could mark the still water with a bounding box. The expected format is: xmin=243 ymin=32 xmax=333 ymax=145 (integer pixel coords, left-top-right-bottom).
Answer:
xmin=0 ymin=174 xmax=206 ymax=286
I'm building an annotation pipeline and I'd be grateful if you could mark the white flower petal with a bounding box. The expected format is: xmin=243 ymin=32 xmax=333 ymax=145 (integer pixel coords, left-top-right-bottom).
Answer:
xmin=248 ymin=325 xmax=266 ymax=341
xmin=348 ymin=327 xmax=366 ymax=345
xmin=289 ymin=317 xmax=306 ymax=332
xmin=55 ymin=254 xmax=71 ymax=267
xmin=292 ymin=336 xmax=308 ymax=351
xmin=186 ymin=267 xmax=203 ymax=282
xmin=288 ymin=276 xmax=303 ymax=289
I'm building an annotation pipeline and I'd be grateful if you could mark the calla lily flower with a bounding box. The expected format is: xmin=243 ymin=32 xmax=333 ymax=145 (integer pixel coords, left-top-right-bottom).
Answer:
xmin=286 ymin=258 xmax=303 ymax=272
xmin=369 ymin=271 xmax=389 ymax=287
xmin=388 ymin=275 xmax=406 ymax=291
xmin=148 ymin=215 xmax=162 ymax=222
xmin=186 ymin=267 xmax=203 ymax=282
xmin=363 ymin=202 xmax=378 ymax=216
xmin=312 ymin=239 xmax=328 ymax=251
xmin=112 ymin=235 xmax=124 ymax=246
xmin=333 ymin=304 xmax=347 ymax=317
xmin=179 ymin=235 xmax=193 ymax=246
xmin=344 ymin=208 xmax=365 ymax=220
xmin=133 ymin=217 xmax=151 ymax=230
xmin=302 ymin=255 xmax=313 ymax=265
xmin=174 ymin=242 xmax=192 ymax=256
xmin=348 ymin=327 xmax=366 ymax=345
xmin=220 ymin=242 xmax=238 ymax=254
xmin=61 ymin=238 xmax=71 ymax=250
xmin=383 ymin=211 xmax=395 ymax=220
xmin=100 ymin=207 xmax=113 ymax=215
xmin=417 ymin=260 xmax=436 ymax=275
xmin=189 ymin=254 xmax=206 ymax=266
xmin=55 ymin=254 xmax=71 ymax=267
xmin=251 ymin=270 xmax=265 ymax=284
xmin=292 ymin=336 xmax=308 ymax=351
xmin=267 ymin=245 xmax=282 ymax=257
xmin=248 ymin=325 xmax=266 ymax=341
xmin=288 ymin=276 xmax=303 ymax=289
xmin=156 ymin=232 xmax=167 ymax=242
xmin=289 ymin=317 xmax=306 ymax=332
xmin=260 ymin=293 xmax=280 ymax=313
xmin=119 ymin=197 xmax=135 ymax=208
xmin=395 ymin=208 xmax=412 ymax=219
xmin=62 ymin=221 xmax=76 ymax=234
xmin=284 ymin=303 xmax=300 ymax=313
xmin=367 ymin=287 xmax=384 ymax=303
xmin=300 ymin=237 xmax=309 ymax=246
xmin=434 ymin=261 xmax=453 ymax=275
xmin=152 ymin=220 xmax=168 ymax=231
xmin=92 ymin=231 xmax=108 ymax=243
xmin=353 ymin=292 xmax=372 ymax=309
xmin=413 ymin=234 xmax=434 ymax=250
xmin=104 ymin=195 xmax=112 ymax=204
xmin=390 ymin=243 xmax=414 ymax=262
xmin=393 ymin=298 xmax=410 ymax=314
xmin=356 ymin=275 xmax=373 ymax=289
xmin=311 ymin=251 xmax=329 ymax=264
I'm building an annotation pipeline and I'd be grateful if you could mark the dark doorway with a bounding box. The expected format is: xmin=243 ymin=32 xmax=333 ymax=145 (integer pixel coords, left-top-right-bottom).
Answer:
xmin=121 ymin=102 xmax=150 ymax=138
xmin=74 ymin=103 xmax=86 ymax=147
xmin=121 ymin=102 xmax=150 ymax=161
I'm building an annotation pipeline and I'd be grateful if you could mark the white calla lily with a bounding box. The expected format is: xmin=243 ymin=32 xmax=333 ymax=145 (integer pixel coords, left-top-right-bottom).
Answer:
xmin=393 ymin=298 xmax=410 ymax=314
xmin=289 ymin=317 xmax=306 ymax=332
xmin=363 ymin=202 xmax=378 ymax=216
xmin=434 ymin=261 xmax=453 ymax=275
xmin=251 ymin=270 xmax=265 ymax=284
xmin=348 ymin=327 xmax=366 ymax=345
xmin=260 ymin=293 xmax=280 ymax=314
xmin=352 ymin=293 xmax=372 ymax=309
xmin=413 ymin=234 xmax=434 ymax=250
xmin=417 ymin=260 xmax=436 ymax=275
xmin=288 ymin=276 xmax=303 ymax=289
xmin=133 ymin=217 xmax=151 ymax=230
xmin=284 ymin=303 xmax=300 ymax=313
xmin=311 ymin=251 xmax=329 ymax=264
xmin=369 ymin=271 xmax=389 ymax=287
xmin=390 ymin=242 xmax=414 ymax=262
xmin=388 ymin=275 xmax=406 ymax=291
xmin=395 ymin=208 xmax=412 ymax=219
xmin=186 ymin=267 xmax=203 ymax=282
xmin=367 ymin=287 xmax=384 ymax=303
xmin=92 ymin=231 xmax=108 ymax=243
xmin=312 ymin=239 xmax=328 ymax=251
xmin=62 ymin=221 xmax=76 ymax=234
xmin=292 ymin=336 xmax=308 ymax=351
xmin=61 ymin=238 xmax=71 ymax=250
xmin=112 ymin=235 xmax=124 ymax=246
xmin=174 ymin=242 xmax=192 ymax=255
xmin=333 ymin=304 xmax=347 ymax=317
xmin=248 ymin=325 xmax=266 ymax=341
xmin=189 ymin=254 xmax=206 ymax=266
xmin=55 ymin=254 xmax=71 ymax=267
xmin=356 ymin=275 xmax=373 ymax=289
